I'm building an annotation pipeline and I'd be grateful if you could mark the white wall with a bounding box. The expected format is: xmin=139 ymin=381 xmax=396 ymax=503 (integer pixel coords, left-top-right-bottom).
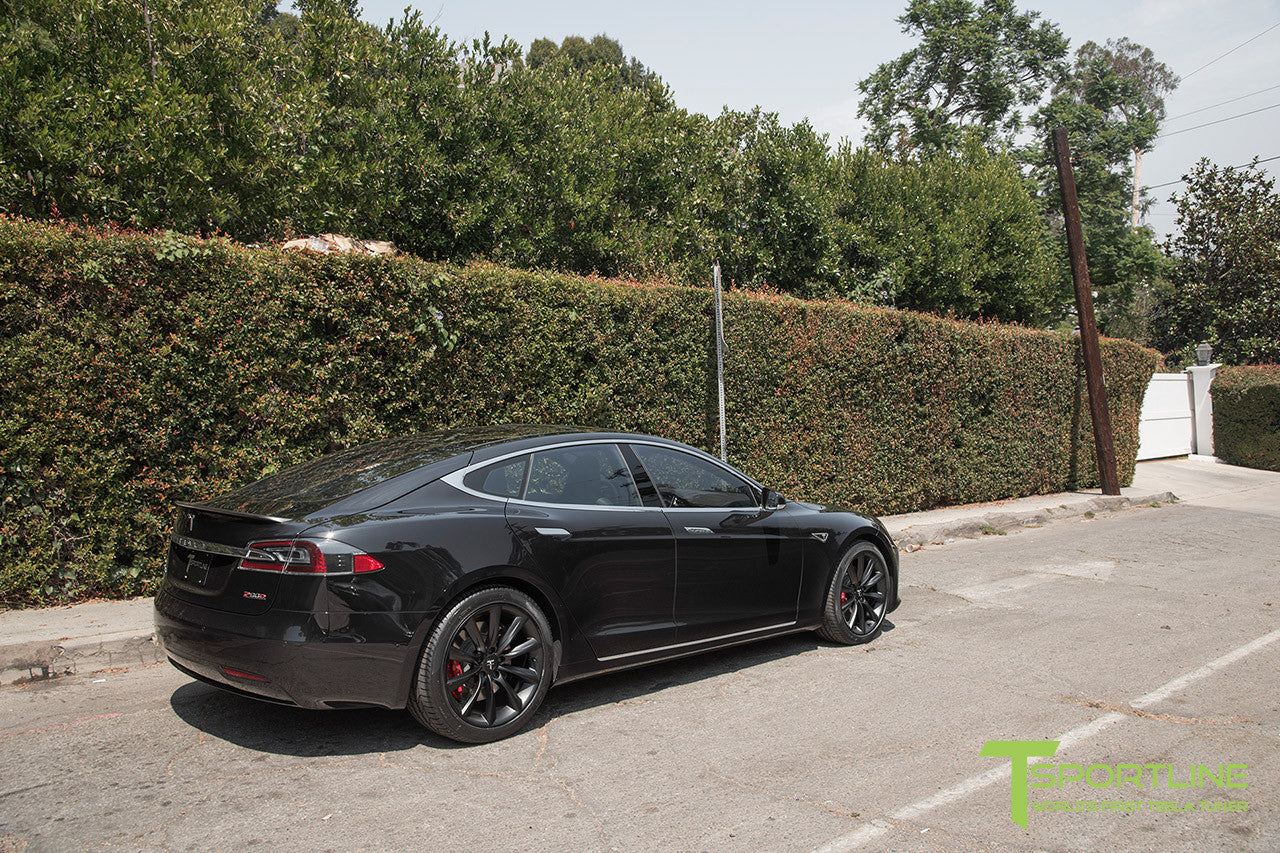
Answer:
xmin=1135 ymin=366 xmax=1221 ymax=461
xmin=1137 ymin=373 xmax=1193 ymax=461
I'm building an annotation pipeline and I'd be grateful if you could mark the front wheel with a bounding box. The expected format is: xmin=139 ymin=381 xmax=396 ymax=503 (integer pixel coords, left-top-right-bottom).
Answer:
xmin=408 ymin=586 xmax=554 ymax=743
xmin=818 ymin=541 xmax=890 ymax=645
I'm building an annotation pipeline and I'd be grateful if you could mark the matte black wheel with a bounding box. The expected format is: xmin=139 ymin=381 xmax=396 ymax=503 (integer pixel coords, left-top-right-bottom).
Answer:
xmin=818 ymin=541 xmax=889 ymax=645
xmin=408 ymin=586 xmax=553 ymax=743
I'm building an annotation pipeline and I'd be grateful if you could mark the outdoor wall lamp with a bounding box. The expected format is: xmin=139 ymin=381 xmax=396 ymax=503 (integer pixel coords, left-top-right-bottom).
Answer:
xmin=1195 ymin=342 xmax=1214 ymax=366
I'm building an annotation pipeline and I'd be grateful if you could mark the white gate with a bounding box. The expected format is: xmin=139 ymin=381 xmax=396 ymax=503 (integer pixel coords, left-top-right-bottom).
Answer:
xmin=1137 ymin=373 xmax=1193 ymax=460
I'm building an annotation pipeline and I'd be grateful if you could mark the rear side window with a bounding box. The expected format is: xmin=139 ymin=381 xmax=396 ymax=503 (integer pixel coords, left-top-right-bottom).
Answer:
xmin=525 ymin=445 xmax=642 ymax=507
xmin=630 ymin=445 xmax=757 ymax=508
xmin=463 ymin=456 xmax=529 ymax=498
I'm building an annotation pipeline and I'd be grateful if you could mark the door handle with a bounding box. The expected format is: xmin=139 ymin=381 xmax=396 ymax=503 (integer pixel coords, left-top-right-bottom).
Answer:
xmin=534 ymin=527 xmax=571 ymax=538
xmin=684 ymin=526 xmax=713 ymax=534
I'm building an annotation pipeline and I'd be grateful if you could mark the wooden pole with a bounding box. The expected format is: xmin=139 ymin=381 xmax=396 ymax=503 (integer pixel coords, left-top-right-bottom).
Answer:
xmin=1052 ymin=127 xmax=1120 ymax=496
xmin=1130 ymin=146 xmax=1143 ymax=228
xmin=713 ymin=262 xmax=727 ymax=462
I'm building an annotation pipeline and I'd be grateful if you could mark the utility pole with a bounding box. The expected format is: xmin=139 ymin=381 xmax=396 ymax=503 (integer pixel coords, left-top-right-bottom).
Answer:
xmin=713 ymin=263 xmax=727 ymax=462
xmin=1053 ymin=127 xmax=1120 ymax=496
xmin=1130 ymin=146 xmax=1143 ymax=228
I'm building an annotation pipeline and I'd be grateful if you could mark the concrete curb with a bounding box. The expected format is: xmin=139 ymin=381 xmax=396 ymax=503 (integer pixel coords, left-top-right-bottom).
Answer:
xmin=884 ymin=490 xmax=1178 ymax=548
xmin=0 ymin=597 xmax=163 ymax=686
xmin=0 ymin=630 xmax=163 ymax=686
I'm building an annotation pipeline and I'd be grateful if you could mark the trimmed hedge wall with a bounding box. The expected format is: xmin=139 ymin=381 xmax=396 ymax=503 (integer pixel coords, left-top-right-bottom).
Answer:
xmin=0 ymin=217 xmax=1157 ymax=605
xmin=1212 ymin=366 xmax=1280 ymax=472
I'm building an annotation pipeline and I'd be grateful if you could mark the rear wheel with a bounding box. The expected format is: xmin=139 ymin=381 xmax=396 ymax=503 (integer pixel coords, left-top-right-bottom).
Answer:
xmin=408 ymin=586 xmax=553 ymax=743
xmin=818 ymin=541 xmax=890 ymax=645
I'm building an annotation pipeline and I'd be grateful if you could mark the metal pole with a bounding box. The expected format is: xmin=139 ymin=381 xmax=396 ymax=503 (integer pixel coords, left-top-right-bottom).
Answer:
xmin=713 ymin=262 xmax=727 ymax=461
xmin=1052 ymin=127 xmax=1120 ymax=496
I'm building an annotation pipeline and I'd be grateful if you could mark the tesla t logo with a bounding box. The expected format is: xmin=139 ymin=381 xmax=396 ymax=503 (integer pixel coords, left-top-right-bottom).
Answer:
xmin=243 ymin=591 xmax=267 ymax=600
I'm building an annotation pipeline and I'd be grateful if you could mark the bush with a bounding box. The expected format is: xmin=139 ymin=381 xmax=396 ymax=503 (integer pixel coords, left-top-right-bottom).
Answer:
xmin=1212 ymin=366 xmax=1280 ymax=471
xmin=0 ymin=217 xmax=1157 ymax=605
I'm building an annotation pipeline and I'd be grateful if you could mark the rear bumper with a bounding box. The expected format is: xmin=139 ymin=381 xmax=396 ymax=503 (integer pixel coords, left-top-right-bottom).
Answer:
xmin=154 ymin=587 xmax=414 ymax=710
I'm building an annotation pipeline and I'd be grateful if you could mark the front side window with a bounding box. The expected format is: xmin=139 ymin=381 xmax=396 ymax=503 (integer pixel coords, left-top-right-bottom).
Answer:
xmin=629 ymin=445 xmax=757 ymax=508
xmin=525 ymin=444 xmax=642 ymax=507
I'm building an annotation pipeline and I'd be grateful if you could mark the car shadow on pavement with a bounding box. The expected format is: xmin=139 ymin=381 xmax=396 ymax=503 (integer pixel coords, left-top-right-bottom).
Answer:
xmin=539 ymin=620 xmax=893 ymax=729
xmin=168 ymin=623 xmax=892 ymax=755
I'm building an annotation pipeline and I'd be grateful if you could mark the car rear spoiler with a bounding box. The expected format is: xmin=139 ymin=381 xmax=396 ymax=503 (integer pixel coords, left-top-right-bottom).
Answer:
xmin=175 ymin=501 xmax=293 ymax=524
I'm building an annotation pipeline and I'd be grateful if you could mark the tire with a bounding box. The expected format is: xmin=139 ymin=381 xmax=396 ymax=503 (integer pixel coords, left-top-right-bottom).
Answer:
xmin=818 ymin=540 xmax=890 ymax=645
xmin=408 ymin=586 xmax=554 ymax=743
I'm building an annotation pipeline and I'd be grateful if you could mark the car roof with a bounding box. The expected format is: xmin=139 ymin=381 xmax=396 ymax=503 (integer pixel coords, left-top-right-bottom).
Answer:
xmin=467 ymin=426 xmax=698 ymax=462
xmin=190 ymin=426 xmax=721 ymax=521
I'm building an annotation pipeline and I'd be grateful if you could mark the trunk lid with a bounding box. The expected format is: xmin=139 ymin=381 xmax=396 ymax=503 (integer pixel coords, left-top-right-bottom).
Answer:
xmin=164 ymin=433 xmax=485 ymax=614
xmin=165 ymin=503 xmax=315 ymax=615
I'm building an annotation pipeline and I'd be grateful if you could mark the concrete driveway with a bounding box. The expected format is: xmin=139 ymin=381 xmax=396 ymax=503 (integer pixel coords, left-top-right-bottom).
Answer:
xmin=1 ymin=461 xmax=1277 ymax=852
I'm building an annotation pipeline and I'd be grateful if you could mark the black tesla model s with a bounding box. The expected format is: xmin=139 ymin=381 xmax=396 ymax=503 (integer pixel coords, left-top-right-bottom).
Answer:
xmin=156 ymin=426 xmax=900 ymax=742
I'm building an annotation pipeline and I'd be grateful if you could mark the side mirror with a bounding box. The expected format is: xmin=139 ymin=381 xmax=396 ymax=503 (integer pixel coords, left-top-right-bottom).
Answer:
xmin=763 ymin=488 xmax=786 ymax=510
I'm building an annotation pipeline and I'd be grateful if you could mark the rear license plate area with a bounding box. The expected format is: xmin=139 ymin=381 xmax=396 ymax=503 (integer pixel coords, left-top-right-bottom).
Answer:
xmin=168 ymin=542 xmax=234 ymax=591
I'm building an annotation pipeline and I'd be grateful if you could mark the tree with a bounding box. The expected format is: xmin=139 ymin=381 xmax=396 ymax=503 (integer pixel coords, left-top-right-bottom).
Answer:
xmin=701 ymin=110 xmax=845 ymax=295
xmin=1154 ymin=159 xmax=1280 ymax=365
xmin=0 ymin=0 xmax=326 ymax=235
xmin=524 ymin=33 xmax=658 ymax=91
xmin=526 ymin=37 xmax=558 ymax=68
xmin=857 ymin=0 xmax=1068 ymax=154
xmin=833 ymin=137 xmax=1058 ymax=322
xmin=0 ymin=1 xmax=1081 ymax=313
xmin=1023 ymin=38 xmax=1173 ymax=339
xmin=454 ymin=54 xmax=713 ymax=281
xmin=1073 ymin=39 xmax=1177 ymax=225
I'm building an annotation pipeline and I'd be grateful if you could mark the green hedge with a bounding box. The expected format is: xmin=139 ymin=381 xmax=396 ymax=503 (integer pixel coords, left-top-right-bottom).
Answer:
xmin=0 ymin=217 xmax=1157 ymax=605
xmin=1212 ymin=366 xmax=1280 ymax=472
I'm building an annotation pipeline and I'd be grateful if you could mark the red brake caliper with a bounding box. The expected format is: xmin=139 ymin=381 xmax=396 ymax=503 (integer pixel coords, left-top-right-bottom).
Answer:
xmin=447 ymin=659 xmax=464 ymax=699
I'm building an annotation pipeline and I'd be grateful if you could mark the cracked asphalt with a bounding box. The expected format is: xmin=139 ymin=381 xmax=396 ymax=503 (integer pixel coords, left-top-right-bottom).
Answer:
xmin=1 ymin=479 xmax=1277 ymax=852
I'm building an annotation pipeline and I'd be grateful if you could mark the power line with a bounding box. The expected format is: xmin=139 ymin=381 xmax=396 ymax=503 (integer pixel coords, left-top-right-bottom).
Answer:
xmin=1182 ymin=20 xmax=1280 ymax=80
xmin=1165 ymin=82 xmax=1280 ymax=121
xmin=1156 ymin=101 xmax=1280 ymax=139
xmin=1145 ymin=154 xmax=1280 ymax=191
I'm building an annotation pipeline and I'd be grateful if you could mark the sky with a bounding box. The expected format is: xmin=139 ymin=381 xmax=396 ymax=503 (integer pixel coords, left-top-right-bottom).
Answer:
xmin=352 ymin=0 xmax=1280 ymax=238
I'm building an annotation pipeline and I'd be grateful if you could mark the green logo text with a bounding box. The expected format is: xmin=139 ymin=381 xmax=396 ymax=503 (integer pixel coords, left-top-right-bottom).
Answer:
xmin=981 ymin=740 xmax=1061 ymax=828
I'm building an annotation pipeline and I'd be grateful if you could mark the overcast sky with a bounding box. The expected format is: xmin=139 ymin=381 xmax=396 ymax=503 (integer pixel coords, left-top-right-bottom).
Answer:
xmin=353 ymin=0 xmax=1280 ymax=238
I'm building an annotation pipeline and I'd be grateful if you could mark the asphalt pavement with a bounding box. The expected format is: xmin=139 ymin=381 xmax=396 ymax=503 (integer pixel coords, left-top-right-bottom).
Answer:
xmin=0 ymin=456 xmax=1260 ymax=686
xmin=2 ymin=455 xmax=1277 ymax=852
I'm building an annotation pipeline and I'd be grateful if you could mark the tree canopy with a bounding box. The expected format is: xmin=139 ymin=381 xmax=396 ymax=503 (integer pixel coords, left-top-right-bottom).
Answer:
xmin=856 ymin=3 xmax=1188 ymax=343
xmin=858 ymin=0 xmax=1069 ymax=154
xmin=1023 ymin=37 xmax=1174 ymax=338
xmin=834 ymin=138 xmax=1056 ymax=321
xmin=1154 ymin=160 xmax=1280 ymax=365
xmin=526 ymin=33 xmax=659 ymax=91
xmin=0 ymin=0 xmax=1065 ymax=324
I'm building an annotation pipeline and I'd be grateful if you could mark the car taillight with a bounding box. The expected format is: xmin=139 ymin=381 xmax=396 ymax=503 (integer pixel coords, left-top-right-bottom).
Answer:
xmin=239 ymin=540 xmax=384 ymax=575
xmin=353 ymin=554 xmax=384 ymax=573
xmin=240 ymin=540 xmax=327 ymax=573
